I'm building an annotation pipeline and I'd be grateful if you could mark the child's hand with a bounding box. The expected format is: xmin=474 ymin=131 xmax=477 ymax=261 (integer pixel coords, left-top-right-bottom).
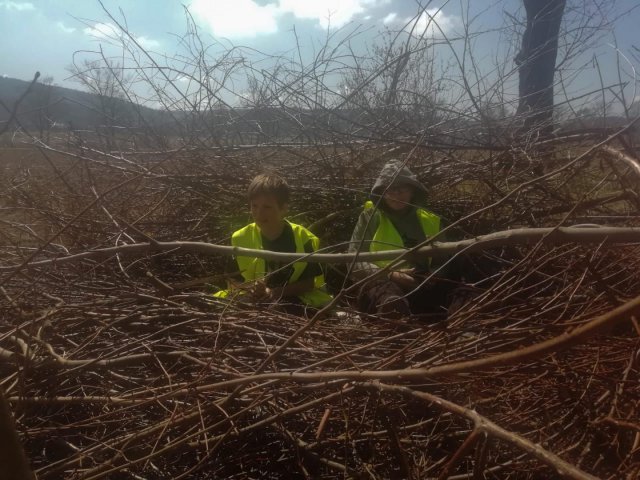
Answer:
xmin=389 ymin=270 xmax=418 ymax=289
xmin=264 ymin=286 xmax=283 ymax=302
xmin=250 ymin=281 xmax=267 ymax=300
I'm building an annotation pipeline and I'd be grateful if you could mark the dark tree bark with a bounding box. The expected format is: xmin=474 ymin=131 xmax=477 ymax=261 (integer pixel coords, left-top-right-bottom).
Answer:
xmin=515 ymin=0 xmax=566 ymax=138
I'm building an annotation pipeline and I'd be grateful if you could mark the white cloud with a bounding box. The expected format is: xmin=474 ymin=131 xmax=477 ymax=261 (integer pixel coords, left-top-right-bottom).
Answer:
xmin=277 ymin=0 xmax=380 ymax=29
xmin=83 ymin=22 xmax=159 ymax=49
xmin=137 ymin=36 xmax=160 ymax=49
xmin=0 ymin=2 xmax=35 ymax=11
xmin=57 ymin=21 xmax=75 ymax=34
xmin=190 ymin=0 xmax=387 ymax=38
xmin=382 ymin=12 xmax=397 ymax=25
xmin=406 ymin=9 xmax=458 ymax=38
xmin=190 ymin=0 xmax=279 ymax=38
xmin=83 ymin=22 xmax=119 ymax=39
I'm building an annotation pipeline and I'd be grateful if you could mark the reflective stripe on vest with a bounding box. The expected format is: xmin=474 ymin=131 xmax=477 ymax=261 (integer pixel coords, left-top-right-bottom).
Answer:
xmin=364 ymin=201 xmax=440 ymax=268
xmin=215 ymin=221 xmax=332 ymax=308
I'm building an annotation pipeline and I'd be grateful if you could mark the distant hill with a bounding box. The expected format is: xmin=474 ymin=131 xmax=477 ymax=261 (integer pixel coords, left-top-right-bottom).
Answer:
xmin=3 ymin=76 xmax=635 ymax=147
xmin=0 ymin=76 xmax=167 ymax=133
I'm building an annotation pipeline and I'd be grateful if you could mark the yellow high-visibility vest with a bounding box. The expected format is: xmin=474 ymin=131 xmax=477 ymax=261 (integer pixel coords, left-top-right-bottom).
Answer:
xmin=215 ymin=221 xmax=332 ymax=308
xmin=363 ymin=201 xmax=440 ymax=268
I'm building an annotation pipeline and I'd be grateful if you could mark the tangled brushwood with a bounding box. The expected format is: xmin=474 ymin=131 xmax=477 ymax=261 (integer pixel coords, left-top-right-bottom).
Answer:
xmin=1 ymin=132 xmax=639 ymax=479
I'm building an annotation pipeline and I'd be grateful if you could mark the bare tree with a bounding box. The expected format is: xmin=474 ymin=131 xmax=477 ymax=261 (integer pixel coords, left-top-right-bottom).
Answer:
xmin=66 ymin=59 xmax=134 ymax=149
xmin=338 ymin=28 xmax=446 ymax=142
xmin=34 ymin=75 xmax=55 ymax=142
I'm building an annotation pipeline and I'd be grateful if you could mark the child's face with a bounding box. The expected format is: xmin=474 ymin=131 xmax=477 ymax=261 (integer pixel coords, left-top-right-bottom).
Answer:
xmin=250 ymin=193 xmax=288 ymax=231
xmin=383 ymin=184 xmax=413 ymax=211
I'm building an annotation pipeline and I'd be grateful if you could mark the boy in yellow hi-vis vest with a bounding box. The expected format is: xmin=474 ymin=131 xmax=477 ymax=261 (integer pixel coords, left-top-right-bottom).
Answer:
xmin=348 ymin=160 xmax=461 ymax=319
xmin=215 ymin=173 xmax=332 ymax=315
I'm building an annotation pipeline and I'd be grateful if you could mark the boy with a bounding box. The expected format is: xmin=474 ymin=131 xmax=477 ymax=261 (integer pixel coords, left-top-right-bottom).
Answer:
xmin=349 ymin=160 xmax=456 ymax=318
xmin=216 ymin=173 xmax=332 ymax=313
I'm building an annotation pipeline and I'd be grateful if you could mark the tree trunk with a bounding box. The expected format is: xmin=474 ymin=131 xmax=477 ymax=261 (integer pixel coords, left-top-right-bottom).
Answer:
xmin=516 ymin=0 xmax=566 ymax=138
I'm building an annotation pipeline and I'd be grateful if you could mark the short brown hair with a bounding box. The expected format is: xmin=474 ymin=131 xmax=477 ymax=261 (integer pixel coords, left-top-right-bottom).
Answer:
xmin=247 ymin=173 xmax=290 ymax=206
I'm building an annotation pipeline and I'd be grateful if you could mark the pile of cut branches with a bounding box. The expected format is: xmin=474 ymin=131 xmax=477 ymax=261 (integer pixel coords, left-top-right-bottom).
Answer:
xmin=1 ymin=134 xmax=639 ymax=479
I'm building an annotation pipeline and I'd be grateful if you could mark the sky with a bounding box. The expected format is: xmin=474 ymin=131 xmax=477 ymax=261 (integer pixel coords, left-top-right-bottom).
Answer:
xmin=1 ymin=0 xmax=639 ymax=110
xmin=1 ymin=0 xmax=468 ymax=83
